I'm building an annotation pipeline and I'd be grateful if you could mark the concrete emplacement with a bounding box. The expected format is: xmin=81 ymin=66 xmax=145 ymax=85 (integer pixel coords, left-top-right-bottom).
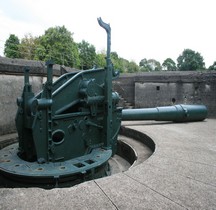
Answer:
xmin=0 ymin=119 xmax=215 ymax=209
xmin=0 ymin=58 xmax=215 ymax=208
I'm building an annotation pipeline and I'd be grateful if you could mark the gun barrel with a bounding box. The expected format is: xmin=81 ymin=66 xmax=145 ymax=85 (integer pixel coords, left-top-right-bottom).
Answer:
xmin=122 ymin=104 xmax=207 ymax=122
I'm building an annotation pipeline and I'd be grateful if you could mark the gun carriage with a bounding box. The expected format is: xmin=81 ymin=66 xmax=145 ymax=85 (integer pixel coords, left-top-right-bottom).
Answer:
xmin=0 ymin=18 xmax=207 ymax=188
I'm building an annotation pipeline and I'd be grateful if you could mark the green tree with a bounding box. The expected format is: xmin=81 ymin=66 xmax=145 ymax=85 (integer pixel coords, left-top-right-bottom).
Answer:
xmin=139 ymin=58 xmax=162 ymax=71
xmin=4 ymin=34 xmax=20 ymax=58
xmin=120 ymin=58 xmax=130 ymax=73
xmin=177 ymin=49 xmax=205 ymax=71
xmin=162 ymin=58 xmax=177 ymax=71
xmin=95 ymin=51 xmax=106 ymax=68
xmin=139 ymin=58 xmax=150 ymax=72
xmin=78 ymin=40 xmax=96 ymax=69
xmin=127 ymin=61 xmax=139 ymax=73
xmin=208 ymin=61 xmax=216 ymax=70
xmin=35 ymin=26 xmax=80 ymax=68
xmin=19 ymin=33 xmax=40 ymax=60
xmin=111 ymin=52 xmax=124 ymax=73
xmin=149 ymin=59 xmax=162 ymax=71
xmin=34 ymin=45 xmax=46 ymax=61
xmin=110 ymin=52 xmax=139 ymax=73
xmin=96 ymin=51 xmax=129 ymax=73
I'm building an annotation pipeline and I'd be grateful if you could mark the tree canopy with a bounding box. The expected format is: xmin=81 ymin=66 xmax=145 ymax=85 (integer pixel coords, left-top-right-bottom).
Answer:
xmin=127 ymin=61 xmax=139 ymax=73
xmin=111 ymin=52 xmax=124 ymax=73
xmin=4 ymin=34 xmax=20 ymax=58
xmin=139 ymin=58 xmax=162 ymax=71
xmin=95 ymin=51 xmax=106 ymax=68
xmin=35 ymin=26 xmax=80 ymax=68
xmin=19 ymin=33 xmax=39 ymax=60
xmin=208 ymin=61 xmax=216 ymax=70
xmin=177 ymin=49 xmax=205 ymax=71
xmin=78 ymin=40 xmax=96 ymax=70
xmin=4 ymin=26 xmax=214 ymax=72
xmin=162 ymin=58 xmax=177 ymax=71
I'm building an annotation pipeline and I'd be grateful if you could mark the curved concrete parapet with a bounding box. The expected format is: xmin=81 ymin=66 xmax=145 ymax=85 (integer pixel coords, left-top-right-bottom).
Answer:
xmin=1 ymin=119 xmax=216 ymax=209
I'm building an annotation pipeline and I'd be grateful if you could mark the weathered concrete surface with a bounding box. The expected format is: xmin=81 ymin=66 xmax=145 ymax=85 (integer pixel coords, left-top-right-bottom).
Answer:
xmin=0 ymin=57 xmax=77 ymax=76
xmin=1 ymin=119 xmax=216 ymax=209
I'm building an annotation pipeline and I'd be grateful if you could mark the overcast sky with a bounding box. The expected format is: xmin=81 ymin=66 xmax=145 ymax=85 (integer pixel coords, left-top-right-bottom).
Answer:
xmin=0 ymin=0 xmax=215 ymax=67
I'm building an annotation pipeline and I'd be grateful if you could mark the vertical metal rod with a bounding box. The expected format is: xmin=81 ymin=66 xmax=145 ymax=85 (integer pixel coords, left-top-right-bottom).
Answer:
xmin=24 ymin=67 xmax=30 ymax=85
xmin=46 ymin=61 xmax=54 ymax=87
xmin=45 ymin=61 xmax=54 ymax=161
xmin=97 ymin=17 xmax=112 ymax=148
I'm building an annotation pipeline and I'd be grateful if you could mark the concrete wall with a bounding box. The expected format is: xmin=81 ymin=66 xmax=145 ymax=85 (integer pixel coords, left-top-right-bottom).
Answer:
xmin=113 ymin=75 xmax=135 ymax=105
xmin=135 ymin=82 xmax=214 ymax=108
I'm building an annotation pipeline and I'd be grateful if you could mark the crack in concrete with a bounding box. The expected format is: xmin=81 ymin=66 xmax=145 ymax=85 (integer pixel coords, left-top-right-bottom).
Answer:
xmin=123 ymin=173 xmax=188 ymax=210
xmin=94 ymin=180 xmax=119 ymax=210
xmin=185 ymin=176 xmax=216 ymax=188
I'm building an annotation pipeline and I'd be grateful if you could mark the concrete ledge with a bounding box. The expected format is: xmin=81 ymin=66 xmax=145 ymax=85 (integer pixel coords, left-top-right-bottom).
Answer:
xmin=0 ymin=57 xmax=78 ymax=76
xmin=1 ymin=119 xmax=216 ymax=209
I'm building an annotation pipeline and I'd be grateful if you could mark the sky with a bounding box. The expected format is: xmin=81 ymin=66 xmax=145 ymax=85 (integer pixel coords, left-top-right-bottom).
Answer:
xmin=0 ymin=0 xmax=215 ymax=67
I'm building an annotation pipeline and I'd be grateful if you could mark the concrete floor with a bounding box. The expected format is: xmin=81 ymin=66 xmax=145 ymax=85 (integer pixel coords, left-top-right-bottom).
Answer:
xmin=0 ymin=119 xmax=216 ymax=209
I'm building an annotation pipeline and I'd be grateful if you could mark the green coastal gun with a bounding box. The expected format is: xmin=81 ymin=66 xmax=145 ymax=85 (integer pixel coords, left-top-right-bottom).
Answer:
xmin=0 ymin=17 xmax=207 ymax=188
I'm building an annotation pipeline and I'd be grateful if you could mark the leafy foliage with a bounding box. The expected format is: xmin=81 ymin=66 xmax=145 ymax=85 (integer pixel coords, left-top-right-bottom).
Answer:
xmin=111 ymin=52 xmax=139 ymax=73
xmin=127 ymin=61 xmax=139 ymax=73
xmin=78 ymin=40 xmax=96 ymax=69
xmin=19 ymin=33 xmax=40 ymax=60
xmin=4 ymin=26 xmax=211 ymax=73
xmin=162 ymin=58 xmax=177 ymax=71
xmin=95 ymin=51 xmax=139 ymax=73
xmin=139 ymin=58 xmax=162 ymax=71
xmin=120 ymin=58 xmax=130 ymax=73
xmin=177 ymin=49 xmax=205 ymax=71
xmin=111 ymin=52 xmax=124 ymax=73
xmin=139 ymin=59 xmax=150 ymax=72
xmin=35 ymin=26 xmax=80 ymax=68
xmin=208 ymin=61 xmax=216 ymax=70
xmin=95 ymin=51 xmax=106 ymax=68
xmin=4 ymin=34 xmax=20 ymax=58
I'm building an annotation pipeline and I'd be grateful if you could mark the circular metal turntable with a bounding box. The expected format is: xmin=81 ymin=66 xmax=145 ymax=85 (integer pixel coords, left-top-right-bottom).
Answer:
xmin=0 ymin=143 xmax=112 ymax=188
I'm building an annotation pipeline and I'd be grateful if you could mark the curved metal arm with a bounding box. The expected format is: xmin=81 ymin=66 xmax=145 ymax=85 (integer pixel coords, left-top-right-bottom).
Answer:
xmin=97 ymin=17 xmax=111 ymax=34
xmin=98 ymin=18 xmax=119 ymax=80
xmin=97 ymin=17 xmax=111 ymax=60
